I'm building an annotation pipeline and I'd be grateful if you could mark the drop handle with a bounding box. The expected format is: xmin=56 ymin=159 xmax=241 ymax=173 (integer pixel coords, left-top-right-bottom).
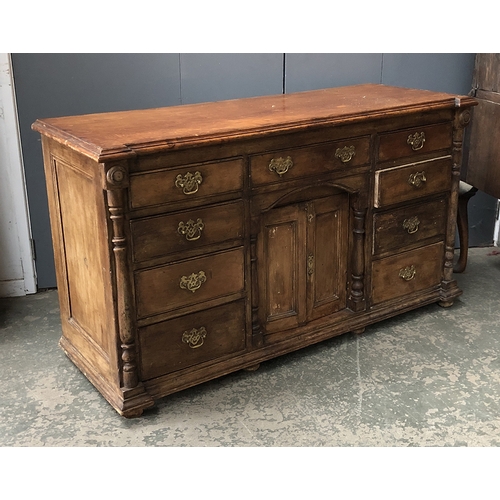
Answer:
xmin=402 ymin=216 xmax=420 ymax=234
xmin=269 ymin=156 xmax=293 ymax=177
xmin=335 ymin=145 xmax=356 ymax=163
xmin=408 ymin=171 xmax=426 ymax=188
xmin=407 ymin=131 xmax=426 ymax=151
xmin=178 ymin=218 xmax=205 ymax=241
xmin=182 ymin=327 xmax=207 ymax=349
xmin=175 ymin=171 xmax=203 ymax=195
xmin=399 ymin=265 xmax=416 ymax=281
xmin=179 ymin=271 xmax=207 ymax=293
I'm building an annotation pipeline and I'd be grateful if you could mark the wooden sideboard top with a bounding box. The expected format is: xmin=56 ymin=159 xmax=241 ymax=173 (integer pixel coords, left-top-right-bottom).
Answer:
xmin=32 ymin=83 xmax=476 ymax=161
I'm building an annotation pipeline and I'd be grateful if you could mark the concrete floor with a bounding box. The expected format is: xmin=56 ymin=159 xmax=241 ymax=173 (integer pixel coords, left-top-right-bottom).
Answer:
xmin=1 ymin=247 xmax=500 ymax=447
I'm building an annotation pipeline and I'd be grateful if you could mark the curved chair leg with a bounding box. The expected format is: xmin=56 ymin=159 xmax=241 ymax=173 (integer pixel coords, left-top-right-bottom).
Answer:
xmin=454 ymin=186 xmax=477 ymax=273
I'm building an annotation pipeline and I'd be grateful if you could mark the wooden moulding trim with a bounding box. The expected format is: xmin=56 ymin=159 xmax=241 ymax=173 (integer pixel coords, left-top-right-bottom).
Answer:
xmin=32 ymin=99 xmax=476 ymax=164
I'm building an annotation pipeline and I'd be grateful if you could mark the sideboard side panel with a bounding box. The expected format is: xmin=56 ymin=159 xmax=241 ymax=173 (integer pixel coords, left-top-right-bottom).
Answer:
xmin=41 ymin=137 xmax=118 ymax=384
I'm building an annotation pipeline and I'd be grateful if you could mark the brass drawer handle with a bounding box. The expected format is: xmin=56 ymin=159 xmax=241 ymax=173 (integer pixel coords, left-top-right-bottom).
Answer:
xmin=399 ymin=265 xmax=416 ymax=281
xmin=178 ymin=218 xmax=205 ymax=241
xmin=402 ymin=216 xmax=420 ymax=234
xmin=175 ymin=171 xmax=203 ymax=195
xmin=182 ymin=326 xmax=207 ymax=349
xmin=307 ymin=253 xmax=314 ymax=275
xmin=408 ymin=171 xmax=426 ymax=188
xmin=335 ymin=145 xmax=356 ymax=163
xmin=407 ymin=131 xmax=426 ymax=151
xmin=180 ymin=271 xmax=207 ymax=293
xmin=269 ymin=156 xmax=293 ymax=177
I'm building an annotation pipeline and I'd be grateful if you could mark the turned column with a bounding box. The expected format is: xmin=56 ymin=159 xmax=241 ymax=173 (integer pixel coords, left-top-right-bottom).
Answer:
xmin=348 ymin=203 xmax=367 ymax=312
xmin=440 ymin=108 xmax=471 ymax=306
xmin=104 ymin=164 xmax=139 ymax=389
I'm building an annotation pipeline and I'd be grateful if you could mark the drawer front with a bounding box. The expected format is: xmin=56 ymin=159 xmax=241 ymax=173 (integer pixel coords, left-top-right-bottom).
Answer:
xmin=130 ymin=201 xmax=244 ymax=262
xmin=373 ymin=198 xmax=447 ymax=255
xmin=135 ymin=248 xmax=245 ymax=319
xmin=130 ymin=158 xmax=243 ymax=209
xmin=250 ymin=137 xmax=370 ymax=186
xmin=374 ymin=156 xmax=451 ymax=208
xmin=139 ymin=300 xmax=246 ymax=380
xmin=378 ymin=122 xmax=452 ymax=163
xmin=371 ymin=242 xmax=444 ymax=305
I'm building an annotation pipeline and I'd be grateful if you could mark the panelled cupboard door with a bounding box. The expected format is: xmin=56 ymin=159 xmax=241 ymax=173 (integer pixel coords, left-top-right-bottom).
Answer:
xmin=306 ymin=194 xmax=349 ymax=321
xmin=258 ymin=194 xmax=349 ymax=335
xmin=258 ymin=202 xmax=307 ymax=333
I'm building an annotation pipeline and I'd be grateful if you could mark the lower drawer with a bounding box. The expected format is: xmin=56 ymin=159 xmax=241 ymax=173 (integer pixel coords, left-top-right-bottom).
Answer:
xmin=371 ymin=242 xmax=444 ymax=305
xmin=135 ymin=247 xmax=245 ymax=319
xmin=139 ymin=300 xmax=246 ymax=380
xmin=373 ymin=197 xmax=447 ymax=256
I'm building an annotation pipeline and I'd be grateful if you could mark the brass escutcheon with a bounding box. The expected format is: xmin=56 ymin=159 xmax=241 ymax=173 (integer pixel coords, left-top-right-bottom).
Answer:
xmin=408 ymin=171 xmax=427 ymax=188
xmin=178 ymin=218 xmax=205 ymax=241
xmin=269 ymin=156 xmax=293 ymax=177
xmin=307 ymin=254 xmax=314 ymax=275
xmin=182 ymin=326 xmax=207 ymax=349
xmin=402 ymin=216 xmax=420 ymax=234
xmin=399 ymin=265 xmax=417 ymax=281
xmin=179 ymin=271 xmax=207 ymax=293
xmin=407 ymin=131 xmax=426 ymax=151
xmin=175 ymin=171 xmax=203 ymax=195
xmin=335 ymin=145 xmax=356 ymax=163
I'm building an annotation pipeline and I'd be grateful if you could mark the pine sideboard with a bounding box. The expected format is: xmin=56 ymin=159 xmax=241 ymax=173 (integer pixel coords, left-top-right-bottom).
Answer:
xmin=32 ymin=84 xmax=476 ymax=417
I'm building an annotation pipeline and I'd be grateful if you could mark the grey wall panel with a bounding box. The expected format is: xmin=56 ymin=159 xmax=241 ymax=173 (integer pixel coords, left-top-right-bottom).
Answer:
xmin=381 ymin=53 xmax=476 ymax=94
xmin=179 ymin=53 xmax=283 ymax=104
xmin=11 ymin=53 xmax=488 ymax=289
xmin=285 ymin=53 xmax=383 ymax=93
xmin=12 ymin=53 xmax=181 ymax=288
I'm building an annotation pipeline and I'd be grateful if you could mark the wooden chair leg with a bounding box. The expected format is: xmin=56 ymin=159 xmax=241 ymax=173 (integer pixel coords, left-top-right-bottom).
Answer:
xmin=454 ymin=187 xmax=477 ymax=273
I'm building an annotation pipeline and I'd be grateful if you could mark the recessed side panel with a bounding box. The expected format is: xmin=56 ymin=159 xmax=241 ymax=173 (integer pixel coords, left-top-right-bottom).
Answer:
xmin=54 ymin=156 xmax=113 ymax=369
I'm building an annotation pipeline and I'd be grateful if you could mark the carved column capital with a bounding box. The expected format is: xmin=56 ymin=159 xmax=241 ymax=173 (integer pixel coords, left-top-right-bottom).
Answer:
xmin=104 ymin=163 xmax=129 ymax=189
xmin=457 ymin=109 xmax=472 ymax=129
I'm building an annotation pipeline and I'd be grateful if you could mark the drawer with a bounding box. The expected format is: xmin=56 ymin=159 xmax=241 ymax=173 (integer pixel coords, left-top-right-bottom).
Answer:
xmin=129 ymin=158 xmax=244 ymax=209
xmin=139 ymin=300 xmax=246 ymax=380
xmin=250 ymin=136 xmax=370 ymax=186
xmin=374 ymin=156 xmax=451 ymax=208
xmin=373 ymin=198 xmax=447 ymax=256
xmin=130 ymin=201 xmax=244 ymax=262
xmin=135 ymin=248 xmax=245 ymax=319
xmin=378 ymin=122 xmax=452 ymax=163
xmin=371 ymin=242 xmax=444 ymax=305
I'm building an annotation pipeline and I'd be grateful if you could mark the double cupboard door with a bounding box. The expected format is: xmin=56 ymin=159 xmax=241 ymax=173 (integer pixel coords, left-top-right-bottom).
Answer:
xmin=257 ymin=192 xmax=350 ymax=335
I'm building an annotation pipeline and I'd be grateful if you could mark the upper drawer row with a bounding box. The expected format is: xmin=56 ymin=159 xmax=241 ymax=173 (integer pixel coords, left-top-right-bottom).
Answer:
xmin=129 ymin=137 xmax=370 ymax=210
xmin=129 ymin=122 xmax=452 ymax=210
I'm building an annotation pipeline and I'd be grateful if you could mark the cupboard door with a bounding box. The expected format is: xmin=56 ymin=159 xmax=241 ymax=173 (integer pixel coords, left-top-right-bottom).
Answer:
xmin=306 ymin=194 xmax=349 ymax=321
xmin=258 ymin=194 xmax=349 ymax=335
xmin=258 ymin=203 xmax=307 ymax=334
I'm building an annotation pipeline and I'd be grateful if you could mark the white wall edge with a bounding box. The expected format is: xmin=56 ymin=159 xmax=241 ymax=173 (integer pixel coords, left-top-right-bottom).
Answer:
xmin=0 ymin=53 xmax=37 ymax=295
xmin=494 ymin=200 xmax=500 ymax=247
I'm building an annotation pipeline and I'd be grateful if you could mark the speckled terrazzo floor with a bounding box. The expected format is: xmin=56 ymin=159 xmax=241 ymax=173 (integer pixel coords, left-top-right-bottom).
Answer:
xmin=2 ymin=247 xmax=500 ymax=447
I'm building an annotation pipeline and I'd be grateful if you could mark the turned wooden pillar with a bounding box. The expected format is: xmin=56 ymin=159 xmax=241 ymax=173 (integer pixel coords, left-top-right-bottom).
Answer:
xmin=104 ymin=164 xmax=140 ymax=389
xmin=348 ymin=203 xmax=367 ymax=312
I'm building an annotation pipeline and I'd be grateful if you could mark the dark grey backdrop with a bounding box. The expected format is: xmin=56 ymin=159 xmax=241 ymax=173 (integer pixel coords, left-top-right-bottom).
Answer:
xmin=11 ymin=53 xmax=495 ymax=289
